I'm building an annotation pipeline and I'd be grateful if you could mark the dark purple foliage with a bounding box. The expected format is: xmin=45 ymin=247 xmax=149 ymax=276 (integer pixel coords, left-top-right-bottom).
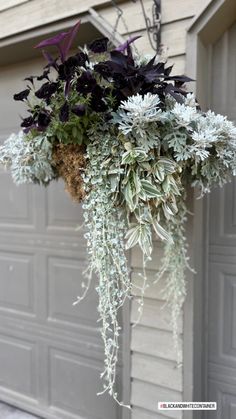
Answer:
xmin=37 ymin=111 xmax=51 ymax=129
xmin=72 ymin=104 xmax=86 ymax=117
xmin=59 ymin=101 xmax=69 ymax=122
xmin=37 ymin=69 xmax=50 ymax=81
xmin=58 ymin=53 xmax=88 ymax=81
xmin=94 ymin=50 xmax=192 ymax=106
xmin=35 ymin=21 xmax=81 ymax=63
xmin=88 ymin=37 xmax=109 ymax=53
xmin=13 ymin=89 xmax=30 ymax=101
xmin=62 ymin=21 xmax=81 ymax=61
xmin=35 ymin=32 xmax=69 ymax=49
xmin=115 ymin=36 xmax=141 ymax=52
xmin=76 ymin=71 xmax=97 ymax=95
xmin=14 ymin=25 xmax=193 ymax=137
xmin=21 ymin=115 xmax=35 ymax=128
xmin=90 ymin=85 xmax=108 ymax=112
xmin=58 ymin=61 xmax=75 ymax=82
xmin=72 ymin=52 xmax=88 ymax=68
xmin=90 ymin=98 xmax=108 ymax=112
xmin=35 ymin=82 xmax=58 ymax=100
xmin=42 ymin=51 xmax=58 ymax=70
xmin=24 ymin=76 xmax=36 ymax=85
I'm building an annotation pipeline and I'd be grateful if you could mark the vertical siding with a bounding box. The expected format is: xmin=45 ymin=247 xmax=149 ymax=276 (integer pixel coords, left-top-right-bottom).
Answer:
xmin=130 ymin=242 xmax=183 ymax=419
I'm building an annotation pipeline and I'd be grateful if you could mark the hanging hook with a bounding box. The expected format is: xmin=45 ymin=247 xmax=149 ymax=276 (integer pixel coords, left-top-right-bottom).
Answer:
xmin=140 ymin=0 xmax=161 ymax=52
xmin=110 ymin=0 xmax=129 ymax=42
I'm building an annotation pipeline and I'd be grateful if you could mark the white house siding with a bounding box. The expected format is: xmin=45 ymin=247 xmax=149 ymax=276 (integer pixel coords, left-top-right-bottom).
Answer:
xmin=0 ymin=1 xmax=212 ymax=418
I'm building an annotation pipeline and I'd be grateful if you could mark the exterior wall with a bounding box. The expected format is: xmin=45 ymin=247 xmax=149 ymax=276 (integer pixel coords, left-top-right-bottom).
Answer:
xmin=0 ymin=0 xmax=212 ymax=418
xmin=131 ymin=242 xmax=183 ymax=419
xmin=129 ymin=1 xmax=211 ymax=418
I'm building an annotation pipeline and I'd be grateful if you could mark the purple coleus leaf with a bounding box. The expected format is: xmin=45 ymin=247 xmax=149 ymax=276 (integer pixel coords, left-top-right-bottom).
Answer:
xmin=63 ymin=20 xmax=81 ymax=60
xmin=115 ymin=35 xmax=141 ymax=52
xmin=35 ymin=21 xmax=81 ymax=62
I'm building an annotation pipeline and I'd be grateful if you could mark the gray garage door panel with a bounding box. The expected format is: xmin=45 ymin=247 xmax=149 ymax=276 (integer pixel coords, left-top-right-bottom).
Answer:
xmin=0 ymin=56 xmax=125 ymax=418
xmin=207 ymin=21 xmax=236 ymax=419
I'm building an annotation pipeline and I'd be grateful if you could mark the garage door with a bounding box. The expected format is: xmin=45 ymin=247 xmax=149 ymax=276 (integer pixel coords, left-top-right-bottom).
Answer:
xmin=0 ymin=56 xmax=126 ymax=418
xmin=207 ymin=22 xmax=236 ymax=419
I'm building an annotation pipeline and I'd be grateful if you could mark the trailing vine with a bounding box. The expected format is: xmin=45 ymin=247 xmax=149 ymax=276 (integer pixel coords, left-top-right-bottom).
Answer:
xmin=82 ymin=125 xmax=130 ymax=403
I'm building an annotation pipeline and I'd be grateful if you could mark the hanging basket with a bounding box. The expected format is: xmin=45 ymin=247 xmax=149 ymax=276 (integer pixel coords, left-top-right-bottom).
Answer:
xmin=1 ymin=20 xmax=236 ymax=407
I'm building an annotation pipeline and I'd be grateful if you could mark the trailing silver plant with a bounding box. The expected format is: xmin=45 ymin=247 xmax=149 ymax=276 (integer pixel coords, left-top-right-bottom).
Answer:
xmin=81 ymin=124 xmax=131 ymax=405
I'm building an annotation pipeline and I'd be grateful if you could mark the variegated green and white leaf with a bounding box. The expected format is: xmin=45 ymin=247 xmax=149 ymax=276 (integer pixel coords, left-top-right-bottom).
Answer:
xmin=141 ymin=179 xmax=162 ymax=198
xmin=125 ymin=225 xmax=140 ymax=249
xmin=152 ymin=219 xmax=173 ymax=243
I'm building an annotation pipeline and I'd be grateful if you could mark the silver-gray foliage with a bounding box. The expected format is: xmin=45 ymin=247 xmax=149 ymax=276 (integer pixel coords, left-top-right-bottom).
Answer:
xmin=82 ymin=124 xmax=130 ymax=405
xmin=0 ymin=131 xmax=56 ymax=185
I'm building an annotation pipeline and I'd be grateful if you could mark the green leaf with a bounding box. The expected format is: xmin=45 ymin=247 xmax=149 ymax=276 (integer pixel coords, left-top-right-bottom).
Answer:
xmin=121 ymin=148 xmax=147 ymax=165
xmin=72 ymin=126 xmax=77 ymax=138
xmin=139 ymin=224 xmax=152 ymax=256
xmin=109 ymin=174 xmax=119 ymax=192
xmin=124 ymin=182 xmax=136 ymax=211
xmin=162 ymin=176 xmax=170 ymax=193
xmin=125 ymin=223 xmax=152 ymax=256
xmin=121 ymin=150 xmax=134 ymax=165
xmin=125 ymin=225 xmax=140 ymax=249
xmin=168 ymin=176 xmax=181 ymax=195
xmin=140 ymin=161 xmax=152 ymax=171
xmin=152 ymin=219 xmax=173 ymax=243
xmin=141 ymin=179 xmax=162 ymax=198
xmin=162 ymin=202 xmax=175 ymax=219
xmin=154 ymin=166 xmax=165 ymax=182
xmin=159 ymin=157 xmax=176 ymax=173
xmin=131 ymin=170 xmax=141 ymax=195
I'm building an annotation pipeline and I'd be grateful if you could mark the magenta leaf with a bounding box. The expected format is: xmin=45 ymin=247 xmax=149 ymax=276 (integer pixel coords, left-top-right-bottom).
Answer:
xmin=35 ymin=32 xmax=69 ymax=49
xmin=34 ymin=21 xmax=81 ymax=62
xmin=115 ymin=35 xmax=141 ymax=52
xmin=42 ymin=50 xmax=58 ymax=70
xmin=62 ymin=20 xmax=81 ymax=61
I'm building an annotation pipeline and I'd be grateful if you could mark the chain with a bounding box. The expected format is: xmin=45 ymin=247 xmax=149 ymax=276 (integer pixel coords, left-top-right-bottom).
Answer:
xmin=140 ymin=0 xmax=161 ymax=52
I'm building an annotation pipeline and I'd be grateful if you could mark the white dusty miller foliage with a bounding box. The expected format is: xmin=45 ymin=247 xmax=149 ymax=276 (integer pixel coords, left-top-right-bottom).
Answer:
xmin=113 ymin=93 xmax=165 ymax=152
xmin=0 ymin=131 xmax=56 ymax=185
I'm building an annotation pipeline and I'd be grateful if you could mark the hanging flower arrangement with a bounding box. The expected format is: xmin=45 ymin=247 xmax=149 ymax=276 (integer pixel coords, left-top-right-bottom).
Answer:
xmin=1 ymin=21 xmax=236 ymax=405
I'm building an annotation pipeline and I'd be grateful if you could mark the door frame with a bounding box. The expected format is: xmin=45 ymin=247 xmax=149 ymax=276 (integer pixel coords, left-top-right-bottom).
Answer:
xmin=0 ymin=12 xmax=131 ymax=419
xmin=185 ymin=0 xmax=236 ymax=416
